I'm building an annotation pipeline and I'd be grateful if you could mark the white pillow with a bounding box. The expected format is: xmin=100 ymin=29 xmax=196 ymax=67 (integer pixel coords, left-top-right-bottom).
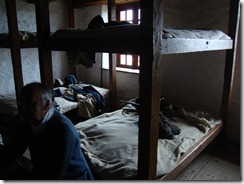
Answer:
xmin=0 ymin=94 xmax=18 ymax=116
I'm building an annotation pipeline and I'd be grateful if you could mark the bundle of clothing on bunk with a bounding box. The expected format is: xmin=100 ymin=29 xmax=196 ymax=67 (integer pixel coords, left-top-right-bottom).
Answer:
xmin=53 ymin=75 xmax=105 ymax=118
xmin=67 ymin=15 xmax=132 ymax=68
xmin=121 ymin=97 xmax=218 ymax=140
xmin=121 ymin=98 xmax=181 ymax=139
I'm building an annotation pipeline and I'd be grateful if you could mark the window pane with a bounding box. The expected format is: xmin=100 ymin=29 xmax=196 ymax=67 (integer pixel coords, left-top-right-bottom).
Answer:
xmin=102 ymin=53 xmax=109 ymax=69
xmin=120 ymin=55 xmax=126 ymax=65
xmin=120 ymin=11 xmax=126 ymax=21
xmin=126 ymin=10 xmax=133 ymax=21
xmin=127 ymin=55 xmax=133 ymax=66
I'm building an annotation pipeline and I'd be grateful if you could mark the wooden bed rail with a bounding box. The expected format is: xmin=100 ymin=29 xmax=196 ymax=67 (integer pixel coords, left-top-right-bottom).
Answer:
xmin=160 ymin=123 xmax=223 ymax=180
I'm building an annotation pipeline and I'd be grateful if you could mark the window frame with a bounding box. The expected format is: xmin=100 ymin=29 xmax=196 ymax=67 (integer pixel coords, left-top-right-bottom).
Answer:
xmin=116 ymin=2 xmax=140 ymax=70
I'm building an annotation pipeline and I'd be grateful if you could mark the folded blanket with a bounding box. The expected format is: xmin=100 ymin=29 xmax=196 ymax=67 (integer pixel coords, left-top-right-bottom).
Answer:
xmin=162 ymin=28 xmax=231 ymax=40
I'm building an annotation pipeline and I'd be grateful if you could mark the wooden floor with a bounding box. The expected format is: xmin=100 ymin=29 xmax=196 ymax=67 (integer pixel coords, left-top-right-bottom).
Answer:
xmin=175 ymin=141 xmax=241 ymax=181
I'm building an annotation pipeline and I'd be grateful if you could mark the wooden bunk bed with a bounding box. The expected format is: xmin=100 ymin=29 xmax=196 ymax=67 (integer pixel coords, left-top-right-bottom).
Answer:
xmin=34 ymin=0 xmax=240 ymax=180
xmin=0 ymin=0 xmax=110 ymax=123
xmin=0 ymin=0 xmax=39 ymax=111
xmin=2 ymin=0 xmax=238 ymax=180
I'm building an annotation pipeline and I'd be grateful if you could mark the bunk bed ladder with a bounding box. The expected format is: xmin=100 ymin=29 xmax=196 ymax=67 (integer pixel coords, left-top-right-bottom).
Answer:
xmin=5 ymin=0 xmax=24 ymax=111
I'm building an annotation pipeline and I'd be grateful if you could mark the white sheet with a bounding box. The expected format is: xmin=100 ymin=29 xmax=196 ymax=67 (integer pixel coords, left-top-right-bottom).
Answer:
xmin=75 ymin=105 xmax=221 ymax=179
xmin=54 ymin=85 xmax=109 ymax=114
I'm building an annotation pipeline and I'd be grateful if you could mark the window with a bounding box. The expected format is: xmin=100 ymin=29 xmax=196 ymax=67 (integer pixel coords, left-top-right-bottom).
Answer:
xmin=102 ymin=3 xmax=140 ymax=72
xmin=116 ymin=3 xmax=140 ymax=69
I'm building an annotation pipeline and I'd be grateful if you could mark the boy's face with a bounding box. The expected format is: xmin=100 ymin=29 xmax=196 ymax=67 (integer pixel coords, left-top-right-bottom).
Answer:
xmin=21 ymin=88 xmax=49 ymax=125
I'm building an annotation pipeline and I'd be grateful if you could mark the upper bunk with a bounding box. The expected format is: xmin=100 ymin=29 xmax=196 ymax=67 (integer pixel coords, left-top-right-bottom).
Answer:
xmin=0 ymin=0 xmax=39 ymax=49
xmin=35 ymin=0 xmax=233 ymax=55
xmin=0 ymin=31 xmax=38 ymax=48
xmin=49 ymin=26 xmax=233 ymax=54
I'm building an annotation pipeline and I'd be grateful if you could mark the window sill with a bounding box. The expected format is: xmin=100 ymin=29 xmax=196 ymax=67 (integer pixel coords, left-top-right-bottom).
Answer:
xmin=102 ymin=67 xmax=139 ymax=74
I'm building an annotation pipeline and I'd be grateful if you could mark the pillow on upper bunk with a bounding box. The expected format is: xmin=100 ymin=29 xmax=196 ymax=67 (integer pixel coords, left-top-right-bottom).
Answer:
xmin=0 ymin=31 xmax=37 ymax=41
xmin=162 ymin=28 xmax=231 ymax=40
xmin=0 ymin=94 xmax=18 ymax=116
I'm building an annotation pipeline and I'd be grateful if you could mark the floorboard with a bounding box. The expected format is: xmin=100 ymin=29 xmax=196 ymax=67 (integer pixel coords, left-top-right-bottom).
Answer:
xmin=175 ymin=141 xmax=241 ymax=181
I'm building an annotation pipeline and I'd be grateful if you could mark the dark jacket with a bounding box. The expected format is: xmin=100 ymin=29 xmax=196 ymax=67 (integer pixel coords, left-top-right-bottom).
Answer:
xmin=0 ymin=109 xmax=93 ymax=180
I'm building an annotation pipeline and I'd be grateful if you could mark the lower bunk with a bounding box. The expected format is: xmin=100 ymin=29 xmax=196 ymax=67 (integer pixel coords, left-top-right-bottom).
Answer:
xmin=75 ymin=99 xmax=223 ymax=179
xmin=0 ymin=83 xmax=109 ymax=121
xmin=0 ymin=98 xmax=223 ymax=180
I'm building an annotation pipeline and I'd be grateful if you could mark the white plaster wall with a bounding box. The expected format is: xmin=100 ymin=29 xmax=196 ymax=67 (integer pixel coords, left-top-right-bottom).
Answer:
xmin=75 ymin=5 xmax=108 ymax=87
xmin=0 ymin=0 xmax=69 ymax=94
xmin=69 ymin=1 xmax=241 ymax=143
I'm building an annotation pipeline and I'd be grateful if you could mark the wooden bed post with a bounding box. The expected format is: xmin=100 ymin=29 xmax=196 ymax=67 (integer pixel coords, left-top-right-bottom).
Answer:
xmin=67 ymin=0 xmax=75 ymax=28
xmin=35 ymin=0 xmax=54 ymax=90
xmin=5 ymin=0 xmax=24 ymax=111
xmin=108 ymin=0 xmax=117 ymax=110
xmin=138 ymin=0 xmax=163 ymax=179
xmin=220 ymin=0 xmax=240 ymax=138
xmin=67 ymin=0 xmax=77 ymax=77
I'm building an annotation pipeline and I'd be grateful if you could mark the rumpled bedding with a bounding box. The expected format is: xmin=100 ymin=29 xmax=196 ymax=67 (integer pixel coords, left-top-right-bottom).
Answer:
xmin=0 ymin=31 xmax=37 ymax=41
xmin=54 ymin=84 xmax=109 ymax=117
xmin=162 ymin=28 xmax=231 ymax=40
xmin=75 ymin=104 xmax=221 ymax=179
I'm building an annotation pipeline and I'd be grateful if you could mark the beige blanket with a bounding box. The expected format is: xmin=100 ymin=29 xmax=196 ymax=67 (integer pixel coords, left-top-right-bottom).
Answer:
xmin=75 ymin=105 xmax=221 ymax=179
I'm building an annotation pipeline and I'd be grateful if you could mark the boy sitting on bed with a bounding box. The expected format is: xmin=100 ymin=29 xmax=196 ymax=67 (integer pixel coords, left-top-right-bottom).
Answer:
xmin=0 ymin=82 xmax=94 ymax=180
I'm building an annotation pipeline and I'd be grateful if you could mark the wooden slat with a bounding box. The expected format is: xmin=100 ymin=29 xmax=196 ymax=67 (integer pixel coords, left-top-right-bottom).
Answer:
xmin=5 ymin=0 xmax=24 ymax=111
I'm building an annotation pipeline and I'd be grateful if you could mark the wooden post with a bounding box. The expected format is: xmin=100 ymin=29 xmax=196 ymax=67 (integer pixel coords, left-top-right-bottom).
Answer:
xmin=108 ymin=0 xmax=117 ymax=110
xmin=66 ymin=0 xmax=77 ymax=76
xmin=220 ymin=0 xmax=240 ymax=136
xmin=35 ymin=0 xmax=54 ymax=90
xmin=5 ymin=0 xmax=24 ymax=111
xmin=137 ymin=0 xmax=163 ymax=179
xmin=67 ymin=0 xmax=75 ymax=28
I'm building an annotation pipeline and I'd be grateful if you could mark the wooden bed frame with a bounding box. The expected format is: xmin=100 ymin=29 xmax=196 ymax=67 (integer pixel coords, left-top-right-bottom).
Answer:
xmin=1 ymin=0 xmax=240 ymax=180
